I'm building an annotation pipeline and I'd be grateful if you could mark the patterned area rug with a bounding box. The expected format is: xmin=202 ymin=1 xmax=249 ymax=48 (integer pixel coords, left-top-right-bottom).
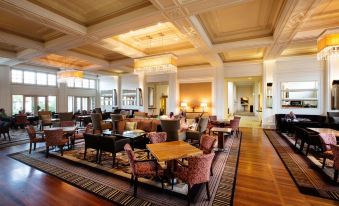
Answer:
xmin=264 ymin=129 xmax=339 ymax=201
xmin=9 ymin=135 xmax=242 ymax=206
xmin=0 ymin=129 xmax=29 ymax=149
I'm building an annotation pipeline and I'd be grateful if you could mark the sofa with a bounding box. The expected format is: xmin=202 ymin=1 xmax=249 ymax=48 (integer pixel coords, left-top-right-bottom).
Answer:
xmin=117 ymin=118 xmax=161 ymax=134
xmin=275 ymin=114 xmax=327 ymax=132
xmin=327 ymin=112 xmax=339 ymax=130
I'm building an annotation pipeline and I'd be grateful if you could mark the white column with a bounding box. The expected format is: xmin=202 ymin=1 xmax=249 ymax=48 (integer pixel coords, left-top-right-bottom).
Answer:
xmin=327 ymin=56 xmax=339 ymax=112
xmin=138 ymin=73 xmax=148 ymax=112
xmin=0 ymin=66 xmax=11 ymax=114
xmin=213 ymin=67 xmax=225 ymax=119
xmin=57 ymin=82 xmax=67 ymax=112
xmin=262 ymin=60 xmax=276 ymax=128
xmin=168 ymin=73 xmax=179 ymax=114
xmin=95 ymin=77 xmax=100 ymax=109
xmin=115 ymin=76 xmax=121 ymax=108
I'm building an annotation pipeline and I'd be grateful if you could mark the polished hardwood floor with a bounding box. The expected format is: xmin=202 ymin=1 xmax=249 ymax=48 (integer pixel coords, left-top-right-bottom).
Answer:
xmin=0 ymin=128 xmax=337 ymax=205
xmin=234 ymin=128 xmax=338 ymax=206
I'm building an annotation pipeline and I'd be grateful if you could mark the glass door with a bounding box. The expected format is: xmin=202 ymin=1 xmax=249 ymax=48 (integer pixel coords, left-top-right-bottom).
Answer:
xmin=24 ymin=96 xmax=35 ymax=114
xmin=37 ymin=96 xmax=47 ymax=112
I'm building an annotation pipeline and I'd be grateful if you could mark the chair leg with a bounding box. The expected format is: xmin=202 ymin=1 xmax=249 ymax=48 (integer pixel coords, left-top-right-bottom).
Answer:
xmin=334 ymin=170 xmax=338 ymax=182
xmin=187 ymin=184 xmax=191 ymax=206
xmin=29 ymin=142 xmax=32 ymax=154
xmin=60 ymin=146 xmax=64 ymax=156
xmin=84 ymin=147 xmax=87 ymax=160
xmin=33 ymin=142 xmax=36 ymax=150
xmin=206 ymin=182 xmax=211 ymax=200
xmin=112 ymin=153 xmax=116 ymax=168
xmin=130 ymin=174 xmax=134 ymax=186
xmin=322 ymin=157 xmax=327 ymax=169
xmin=134 ymin=177 xmax=138 ymax=196
xmin=306 ymin=144 xmax=310 ymax=156
xmin=7 ymin=132 xmax=10 ymax=141
xmin=161 ymin=177 xmax=164 ymax=190
xmin=46 ymin=146 xmax=49 ymax=158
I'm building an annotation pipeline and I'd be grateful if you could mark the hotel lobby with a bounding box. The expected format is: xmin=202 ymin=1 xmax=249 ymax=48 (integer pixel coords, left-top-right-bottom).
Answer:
xmin=0 ymin=0 xmax=339 ymax=205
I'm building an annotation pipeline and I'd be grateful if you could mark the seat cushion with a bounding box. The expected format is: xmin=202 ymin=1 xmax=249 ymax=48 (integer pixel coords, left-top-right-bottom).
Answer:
xmin=135 ymin=161 xmax=162 ymax=176
xmin=125 ymin=122 xmax=137 ymax=131
xmin=138 ymin=120 xmax=152 ymax=132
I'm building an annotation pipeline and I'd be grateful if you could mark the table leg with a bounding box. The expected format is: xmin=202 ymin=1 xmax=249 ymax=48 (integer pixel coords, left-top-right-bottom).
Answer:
xmin=215 ymin=131 xmax=228 ymax=152
xmin=130 ymin=139 xmax=134 ymax=150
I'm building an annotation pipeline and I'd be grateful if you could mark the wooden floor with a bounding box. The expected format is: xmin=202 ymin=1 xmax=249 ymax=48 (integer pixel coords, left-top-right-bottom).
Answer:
xmin=0 ymin=128 xmax=337 ymax=205
xmin=233 ymin=128 xmax=338 ymax=206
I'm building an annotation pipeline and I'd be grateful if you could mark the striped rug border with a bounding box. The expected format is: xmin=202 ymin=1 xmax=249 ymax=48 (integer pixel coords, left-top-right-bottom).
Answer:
xmin=264 ymin=129 xmax=339 ymax=201
xmin=9 ymin=152 xmax=157 ymax=206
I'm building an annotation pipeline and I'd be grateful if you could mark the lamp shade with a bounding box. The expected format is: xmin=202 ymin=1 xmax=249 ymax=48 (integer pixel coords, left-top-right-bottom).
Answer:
xmin=200 ymin=102 xmax=207 ymax=107
xmin=180 ymin=102 xmax=188 ymax=107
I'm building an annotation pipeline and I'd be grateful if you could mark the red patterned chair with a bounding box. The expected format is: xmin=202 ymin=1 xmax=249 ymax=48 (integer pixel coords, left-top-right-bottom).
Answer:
xmin=15 ymin=115 xmax=29 ymax=129
xmin=200 ymin=135 xmax=217 ymax=176
xmin=60 ymin=121 xmax=75 ymax=127
xmin=25 ymin=125 xmax=45 ymax=154
xmin=124 ymin=143 xmax=164 ymax=196
xmin=319 ymin=133 xmax=337 ymax=168
xmin=148 ymin=132 xmax=167 ymax=144
xmin=331 ymin=145 xmax=339 ymax=182
xmin=175 ymin=153 xmax=215 ymax=204
xmin=226 ymin=119 xmax=240 ymax=137
xmin=44 ymin=129 xmax=68 ymax=157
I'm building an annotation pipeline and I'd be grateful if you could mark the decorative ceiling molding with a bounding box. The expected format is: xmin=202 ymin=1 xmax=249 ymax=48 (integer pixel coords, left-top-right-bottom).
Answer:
xmin=0 ymin=0 xmax=87 ymax=36
xmin=264 ymin=0 xmax=319 ymax=59
xmin=0 ymin=30 xmax=44 ymax=51
xmin=213 ymin=36 xmax=273 ymax=53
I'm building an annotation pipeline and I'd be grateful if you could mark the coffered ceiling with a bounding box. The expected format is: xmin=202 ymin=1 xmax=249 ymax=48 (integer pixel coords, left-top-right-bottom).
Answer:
xmin=0 ymin=0 xmax=338 ymax=75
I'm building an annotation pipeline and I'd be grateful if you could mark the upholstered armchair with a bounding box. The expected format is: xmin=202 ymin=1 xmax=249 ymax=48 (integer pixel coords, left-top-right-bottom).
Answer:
xmin=160 ymin=119 xmax=186 ymax=141
xmin=331 ymin=144 xmax=339 ymax=182
xmin=91 ymin=113 xmax=112 ymax=133
xmin=60 ymin=121 xmax=75 ymax=127
xmin=0 ymin=121 xmax=10 ymax=140
xmin=39 ymin=111 xmax=52 ymax=130
xmin=124 ymin=143 xmax=164 ymax=196
xmin=319 ymin=133 xmax=337 ymax=168
xmin=207 ymin=115 xmax=217 ymax=135
xmin=59 ymin=112 xmax=73 ymax=122
xmin=175 ymin=153 xmax=215 ymax=204
xmin=110 ymin=114 xmax=123 ymax=134
xmin=25 ymin=125 xmax=45 ymax=154
xmin=225 ymin=119 xmax=240 ymax=137
xmin=146 ymin=132 xmax=167 ymax=158
xmin=200 ymin=135 xmax=216 ymax=154
xmin=44 ymin=129 xmax=68 ymax=157
xmin=98 ymin=135 xmax=130 ymax=167
xmin=186 ymin=118 xmax=209 ymax=144
xmin=83 ymin=133 xmax=100 ymax=162
xmin=15 ymin=115 xmax=29 ymax=129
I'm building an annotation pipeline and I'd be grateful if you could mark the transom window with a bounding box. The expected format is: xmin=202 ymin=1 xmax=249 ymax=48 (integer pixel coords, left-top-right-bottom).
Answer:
xmin=11 ymin=69 xmax=56 ymax=86
xmin=66 ymin=78 xmax=96 ymax=89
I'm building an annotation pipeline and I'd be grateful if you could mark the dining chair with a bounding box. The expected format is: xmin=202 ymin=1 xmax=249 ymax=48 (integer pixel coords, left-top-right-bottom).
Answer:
xmin=91 ymin=113 xmax=112 ymax=134
xmin=160 ymin=119 xmax=184 ymax=141
xmin=124 ymin=143 xmax=164 ymax=196
xmin=98 ymin=135 xmax=130 ymax=167
xmin=146 ymin=132 xmax=167 ymax=158
xmin=331 ymin=145 xmax=339 ymax=182
xmin=39 ymin=113 xmax=52 ymax=130
xmin=44 ymin=129 xmax=68 ymax=157
xmin=83 ymin=133 xmax=100 ymax=162
xmin=15 ymin=115 xmax=29 ymax=129
xmin=25 ymin=125 xmax=45 ymax=154
xmin=175 ymin=153 xmax=215 ymax=205
xmin=60 ymin=121 xmax=75 ymax=127
xmin=319 ymin=133 xmax=337 ymax=168
xmin=186 ymin=118 xmax=209 ymax=145
xmin=110 ymin=114 xmax=123 ymax=134
xmin=200 ymin=135 xmax=216 ymax=176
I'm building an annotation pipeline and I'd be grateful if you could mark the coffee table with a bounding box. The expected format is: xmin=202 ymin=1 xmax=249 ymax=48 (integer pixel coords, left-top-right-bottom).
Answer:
xmin=210 ymin=127 xmax=232 ymax=152
xmin=103 ymin=129 xmax=145 ymax=150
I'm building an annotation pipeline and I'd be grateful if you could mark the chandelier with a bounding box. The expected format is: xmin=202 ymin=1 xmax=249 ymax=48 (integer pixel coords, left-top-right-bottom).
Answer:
xmin=134 ymin=53 xmax=178 ymax=75
xmin=317 ymin=28 xmax=339 ymax=60
xmin=57 ymin=70 xmax=83 ymax=82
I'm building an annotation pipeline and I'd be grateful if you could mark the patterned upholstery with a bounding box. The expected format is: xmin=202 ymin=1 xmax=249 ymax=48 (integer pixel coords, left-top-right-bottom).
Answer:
xmin=124 ymin=143 xmax=164 ymax=196
xmin=148 ymin=132 xmax=167 ymax=144
xmin=16 ymin=115 xmax=29 ymax=127
xmin=331 ymin=144 xmax=339 ymax=169
xmin=91 ymin=113 xmax=112 ymax=133
xmin=200 ymin=135 xmax=216 ymax=154
xmin=319 ymin=133 xmax=337 ymax=151
xmin=60 ymin=121 xmax=75 ymax=127
xmin=176 ymin=153 xmax=214 ymax=186
xmin=44 ymin=129 xmax=68 ymax=157
xmin=25 ymin=125 xmax=45 ymax=154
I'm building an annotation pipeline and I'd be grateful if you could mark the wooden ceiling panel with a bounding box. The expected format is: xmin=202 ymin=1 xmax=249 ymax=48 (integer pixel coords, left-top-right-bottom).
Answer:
xmin=113 ymin=22 xmax=193 ymax=55
xmin=0 ymin=42 xmax=24 ymax=53
xmin=177 ymin=54 xmax=210 ymax=67
xmin=0 ymin=8 xmax=64 ymax=42
xmin=34 ymin=54 xmax=94 ymax=69
xmin=27 ymin=0 xmax=151 ymax=26
xmin=198 ymin=0 xmax=284 ymax=44
xmin=281 ymin=40 xmax=317 ymax=57
xmin=72 ymin=44 xmax=128 ymax=61
xmin=220 ymin=48 xmax=265 ymax=62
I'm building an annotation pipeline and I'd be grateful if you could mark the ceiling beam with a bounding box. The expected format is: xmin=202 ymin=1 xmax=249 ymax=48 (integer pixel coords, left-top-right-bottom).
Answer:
xmin=0 ymin=31 xmax=44 ymax=50
xmin=58 ymin=50 xmax=110 ymax=68
xmin=264 ymin=0 xmax=319 ymax=59
xmin=0 ymin=49 xmax=16 ymax=59
xmin=213 ymin=36 xmax=274 ymax=52
xmin=0 ymin=0 xmax=87 ymax=36
xmin=95 ymin=39 xmax=145 ymax=58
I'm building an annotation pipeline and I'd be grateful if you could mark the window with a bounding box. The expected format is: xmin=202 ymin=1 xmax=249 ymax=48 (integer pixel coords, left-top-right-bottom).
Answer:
xmin=48 ymin=74 xmax=56 ymax=86
xmin=83 ymin=79 xmax=89 ymax=88
xmin=12 ymin=95 xmax=23 ymax=114
xmin=37 ymin=96 xmax=46 ymax=111
xmin=90 ymin=80 xmax=96 ymax=89
xmin=67 ymin=78 xmax=74 ymax=87
xmin=24 ymin=96 xmax=34 ymax=114
xmin=74 ymin=78 xmax=82 ymax=88
xmin=24 ymin=71 xmax=36 ymax=84
xmin=12 ymin=70 xmax=23 ymax=83
xmin=281 ymin=81 xmax=318 ymax=108
xmin=68 ymin=96 xmax=74 ymax=112
xmin=90 ymin=97 xmax=96 ymax=110
xmin=82 ymin=98 xmax=88 ymax=111
xmin=48 ymin=96 xmax=57 ymax=112
xmin=37 ymin=73 xmax=47 ymax=85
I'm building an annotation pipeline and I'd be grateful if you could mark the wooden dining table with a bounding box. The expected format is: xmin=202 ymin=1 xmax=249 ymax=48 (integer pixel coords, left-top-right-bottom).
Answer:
xmin=210 ymin=127 xmax=232 ymax=152
xmin=147 ymin=141 xmax=203 ymax=162
xmin=308 ymin=127 xmax=339 ymax=137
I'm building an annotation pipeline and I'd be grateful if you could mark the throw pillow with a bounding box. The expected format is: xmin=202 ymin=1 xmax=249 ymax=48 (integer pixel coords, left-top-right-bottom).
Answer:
xmin=125 ymin=122 xmax=137 ymax=131
xmin=332 ymin=117 xmax=339 ymax=124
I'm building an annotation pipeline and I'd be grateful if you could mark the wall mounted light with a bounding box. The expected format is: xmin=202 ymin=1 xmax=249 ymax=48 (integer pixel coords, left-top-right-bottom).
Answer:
xmin=200 ymin=102 xmax=207 ymax=112
xmin=180 ymin=102 xmax=188 ymax=111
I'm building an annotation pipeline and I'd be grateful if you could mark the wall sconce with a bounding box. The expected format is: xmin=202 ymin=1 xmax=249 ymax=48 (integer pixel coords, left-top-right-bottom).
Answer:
xmin=200 ymin=102 xmax=207 ymax=112
xmin=180 ymin=102 xmax=188 ymax=111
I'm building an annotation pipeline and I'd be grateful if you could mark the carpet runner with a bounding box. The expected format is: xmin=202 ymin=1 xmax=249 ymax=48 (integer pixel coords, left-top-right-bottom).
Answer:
xmin=264 ymin=129 xmax=339 ymax=201
xmin=9 ymin=135 xmax=241 ymax=206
